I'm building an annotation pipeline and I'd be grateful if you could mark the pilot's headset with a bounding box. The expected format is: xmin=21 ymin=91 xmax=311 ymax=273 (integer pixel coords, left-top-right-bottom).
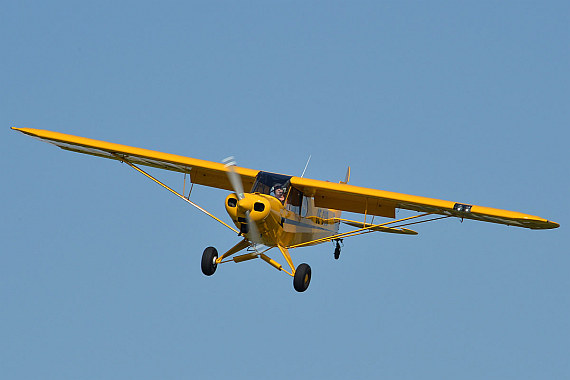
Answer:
xmin=271 ymin=183 xmax=283 ymax=195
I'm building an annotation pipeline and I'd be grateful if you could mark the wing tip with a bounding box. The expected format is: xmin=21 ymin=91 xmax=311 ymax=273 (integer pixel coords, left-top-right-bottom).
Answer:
xmin=11 ymin=126 xmax=33 ymax=135
xmin=531 ymin=220 xmax=560 ymax=230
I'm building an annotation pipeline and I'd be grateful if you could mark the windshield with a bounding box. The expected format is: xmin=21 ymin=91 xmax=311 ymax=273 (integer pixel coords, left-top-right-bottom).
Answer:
xmin=252 ymin=171 xmax=292 ymax=202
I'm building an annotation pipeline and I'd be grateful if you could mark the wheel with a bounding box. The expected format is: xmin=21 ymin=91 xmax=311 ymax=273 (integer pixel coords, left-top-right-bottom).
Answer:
xmin=293 ymin=263 xmax=311 ymax=292
xmin=201 ymin=246 xmax=218 ymax=276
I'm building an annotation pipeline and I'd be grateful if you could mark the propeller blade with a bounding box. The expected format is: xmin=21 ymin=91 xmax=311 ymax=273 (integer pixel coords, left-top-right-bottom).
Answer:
xmin=223 ymin=156 xmax=244 ymax=200
xmin=223 ymin=156 xmax=262 ymax=246
xmin=245 ymin=210 xmax=262 ymax=246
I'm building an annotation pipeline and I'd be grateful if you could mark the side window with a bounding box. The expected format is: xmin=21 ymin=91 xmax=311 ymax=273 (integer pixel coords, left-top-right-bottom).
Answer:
xmin=286 ymin=186 xmax=302 ymax=214
xmin=301 ymin=196 xmax=310 ymax=217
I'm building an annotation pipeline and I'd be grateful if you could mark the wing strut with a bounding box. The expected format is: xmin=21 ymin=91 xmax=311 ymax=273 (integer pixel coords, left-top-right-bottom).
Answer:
xmin=286 ymin=213 xmax=451 ymax=249
xmin=117 ymin=155 xmax=239 ymax=234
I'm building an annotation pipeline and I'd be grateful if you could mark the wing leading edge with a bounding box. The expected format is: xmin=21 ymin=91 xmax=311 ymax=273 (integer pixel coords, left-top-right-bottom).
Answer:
xmin=12 ymin=127 xmax=258 ymax=192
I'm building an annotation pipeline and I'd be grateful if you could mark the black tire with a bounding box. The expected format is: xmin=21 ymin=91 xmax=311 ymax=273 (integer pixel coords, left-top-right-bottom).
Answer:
xmin=201 ymin=246 xmax=218 ymax=276
xmin=293 ymin=263 xmax=311 ymax=292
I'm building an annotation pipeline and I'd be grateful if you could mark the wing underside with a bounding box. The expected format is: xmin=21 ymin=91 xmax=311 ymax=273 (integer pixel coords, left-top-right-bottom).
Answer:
xmin=13 ymin=127 xmax=259 ymax=192
xmin=291 ymin=177 xmax=558 ymax=230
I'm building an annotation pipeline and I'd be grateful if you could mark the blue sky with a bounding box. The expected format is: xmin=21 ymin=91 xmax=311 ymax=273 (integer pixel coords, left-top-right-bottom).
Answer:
xmin=2 ymin=1 xmax=568 ymax=379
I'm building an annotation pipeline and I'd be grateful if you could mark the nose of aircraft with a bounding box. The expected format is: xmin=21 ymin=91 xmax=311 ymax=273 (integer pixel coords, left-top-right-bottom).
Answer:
xmin=237 ymin=197 xmax=253 ymax=213
xmin=225 ymin=193 xmax=271 ymax=222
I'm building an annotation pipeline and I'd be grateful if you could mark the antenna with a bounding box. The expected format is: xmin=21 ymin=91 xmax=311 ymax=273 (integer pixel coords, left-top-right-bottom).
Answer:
xmin=301 ymin=155 xmax=311 ymax=178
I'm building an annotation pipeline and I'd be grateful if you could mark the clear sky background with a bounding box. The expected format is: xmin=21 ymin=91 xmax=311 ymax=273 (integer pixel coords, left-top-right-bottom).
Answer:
xmin=2 ymin=1 xmax=568 ymax=379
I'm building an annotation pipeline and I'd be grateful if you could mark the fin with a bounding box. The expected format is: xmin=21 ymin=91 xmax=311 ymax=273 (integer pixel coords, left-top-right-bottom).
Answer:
xmin=340 ymin=166 xmax=351 ymax=184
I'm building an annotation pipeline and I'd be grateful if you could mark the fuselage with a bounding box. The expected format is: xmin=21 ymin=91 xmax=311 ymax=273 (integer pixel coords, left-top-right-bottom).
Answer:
xmin=225 ymin=171 xmax=341 ymax=247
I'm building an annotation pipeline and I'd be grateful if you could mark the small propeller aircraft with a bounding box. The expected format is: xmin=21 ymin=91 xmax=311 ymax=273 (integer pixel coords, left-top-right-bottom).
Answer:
xmin=13 ymin=127 xmax=559 ymax=292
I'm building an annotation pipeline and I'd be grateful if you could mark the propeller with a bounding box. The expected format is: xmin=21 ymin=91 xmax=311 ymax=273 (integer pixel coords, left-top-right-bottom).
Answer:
xmin=222 ymin=156 xmax=244 ymax=200
xmin=223 ymin=156 xmax=262 ymax=246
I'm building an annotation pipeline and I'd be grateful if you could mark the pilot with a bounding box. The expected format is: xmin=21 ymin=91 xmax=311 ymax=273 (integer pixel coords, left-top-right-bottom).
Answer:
xmin=272 ymin=183 xmax=286 ymax=203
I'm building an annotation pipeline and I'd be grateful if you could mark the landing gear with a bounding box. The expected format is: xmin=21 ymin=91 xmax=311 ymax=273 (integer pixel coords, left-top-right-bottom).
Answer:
xmin=293 ymin=263 xmax=311 ymax=292
xmin=201 ymin=243 xmax=312 ymax=293
xmin=201 ymin=246 xmax=218 ymax=276
xmin=333 ymin=239 xmax=343 ymax=260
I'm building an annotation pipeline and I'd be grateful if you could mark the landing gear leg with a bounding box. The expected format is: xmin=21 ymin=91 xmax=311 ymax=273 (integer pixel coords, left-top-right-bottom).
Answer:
xmin=333 ymin=239 xmax=343 ymax=260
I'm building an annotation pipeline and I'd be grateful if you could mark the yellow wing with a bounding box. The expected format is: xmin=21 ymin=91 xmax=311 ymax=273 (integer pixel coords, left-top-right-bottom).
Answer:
xmin=12 ymin=127 xmax=259 ymax=192
xmin=291 ymin=177 xmax=559 ymax=230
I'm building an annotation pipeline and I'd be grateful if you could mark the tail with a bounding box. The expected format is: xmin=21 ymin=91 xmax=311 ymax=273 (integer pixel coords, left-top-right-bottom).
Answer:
xmin=339 ymin=166 xmax=350 ymax=184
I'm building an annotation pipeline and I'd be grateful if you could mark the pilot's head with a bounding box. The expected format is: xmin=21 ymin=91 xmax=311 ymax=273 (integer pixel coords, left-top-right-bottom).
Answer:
xmin=272 ymin=183 xmax=285 ymax=200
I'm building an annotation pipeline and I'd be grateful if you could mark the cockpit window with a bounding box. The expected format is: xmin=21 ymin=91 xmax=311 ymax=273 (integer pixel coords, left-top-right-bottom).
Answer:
xmin=252 ymin=171 xmax=292 ymax=203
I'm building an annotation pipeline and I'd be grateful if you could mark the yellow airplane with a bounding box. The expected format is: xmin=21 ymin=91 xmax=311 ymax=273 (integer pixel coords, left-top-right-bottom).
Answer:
xmin=13 ymin=127 xmax=559 ymax=292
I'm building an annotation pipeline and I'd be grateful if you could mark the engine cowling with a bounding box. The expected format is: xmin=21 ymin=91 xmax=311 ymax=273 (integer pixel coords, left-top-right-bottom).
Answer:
xmin=225 ymin=193 xmax=271 ymax=227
